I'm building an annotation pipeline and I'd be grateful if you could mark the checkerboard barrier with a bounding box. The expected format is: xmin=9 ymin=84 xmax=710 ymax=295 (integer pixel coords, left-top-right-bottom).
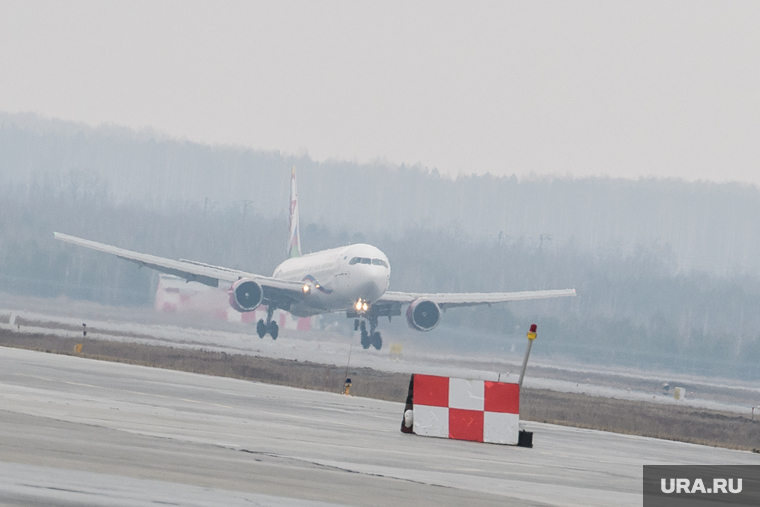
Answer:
xmin=401 ymin=374 xmax=521 ymax=445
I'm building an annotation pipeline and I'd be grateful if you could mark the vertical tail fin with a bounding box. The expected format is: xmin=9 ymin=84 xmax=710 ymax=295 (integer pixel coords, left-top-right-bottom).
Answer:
xmin=288 ymin=166 xmax=302 ymax=258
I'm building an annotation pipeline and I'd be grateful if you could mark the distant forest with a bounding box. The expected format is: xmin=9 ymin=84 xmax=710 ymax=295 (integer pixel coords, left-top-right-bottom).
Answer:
xmin=1 ymin=112 xmax=759 ymax=379
xmin=3 ymin=112 xmax=760 ymax=275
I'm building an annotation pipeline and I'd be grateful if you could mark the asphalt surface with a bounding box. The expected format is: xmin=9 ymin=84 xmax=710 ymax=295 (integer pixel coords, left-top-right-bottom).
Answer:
xmin=3 ymin=307 xmax=758 ymax=415
xmin=0 ymin=346 xmax=757 ymax=506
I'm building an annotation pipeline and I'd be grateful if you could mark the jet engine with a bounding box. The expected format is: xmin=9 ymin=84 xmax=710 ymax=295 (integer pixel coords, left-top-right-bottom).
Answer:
xmin=406 ymin=299 xmax=441 ymax=331
xmin=228 ymin=279 xmax=263 ymax=312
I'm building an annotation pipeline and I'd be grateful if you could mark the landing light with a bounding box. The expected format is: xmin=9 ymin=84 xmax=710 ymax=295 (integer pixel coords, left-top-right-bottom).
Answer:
xmin=302 ymin=284 xmax=311 ymax=294
xmin=362 ymin=302 xmax=368 ymax=311
xmin=355 ymin=300 xmax=363 ymax=311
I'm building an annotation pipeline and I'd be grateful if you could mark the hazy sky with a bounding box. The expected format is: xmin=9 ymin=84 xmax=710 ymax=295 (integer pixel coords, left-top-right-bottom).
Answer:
xmin=1 ymin=1 xmax=759 ymax=183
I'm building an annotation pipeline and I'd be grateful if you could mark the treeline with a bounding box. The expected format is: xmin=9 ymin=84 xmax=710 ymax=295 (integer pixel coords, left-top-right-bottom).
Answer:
xmin=0 ymin=173 xmax=759 ymax=379
xmin=2 ymin=112 xmax=760 ymax=275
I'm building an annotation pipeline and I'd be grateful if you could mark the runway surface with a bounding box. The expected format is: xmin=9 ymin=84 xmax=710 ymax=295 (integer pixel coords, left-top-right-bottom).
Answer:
xmin=0 ymin=347 xmax=757 ymax=506
xmin=2 ymin=307 xmax=758 ymax=415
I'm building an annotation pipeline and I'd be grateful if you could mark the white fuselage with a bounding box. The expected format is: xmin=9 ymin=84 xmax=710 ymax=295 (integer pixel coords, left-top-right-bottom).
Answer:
xmin=272 ymin=244 xmax=391 ymax=317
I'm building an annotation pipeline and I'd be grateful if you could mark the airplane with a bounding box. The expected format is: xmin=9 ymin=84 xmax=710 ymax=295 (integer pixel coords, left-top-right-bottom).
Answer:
xmin=54 ymin=167 xmax=576 ymax=350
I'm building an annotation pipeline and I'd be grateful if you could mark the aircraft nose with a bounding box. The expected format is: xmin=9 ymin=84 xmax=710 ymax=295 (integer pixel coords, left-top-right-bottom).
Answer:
xmin=369 ymin=270 xmax=389 ymax=299
xmin=355 ymin=270 xmax=387 ymax=302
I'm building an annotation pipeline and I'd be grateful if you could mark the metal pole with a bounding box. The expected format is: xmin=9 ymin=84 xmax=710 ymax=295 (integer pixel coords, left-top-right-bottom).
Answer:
xmin=518 ymin=324 xmax=537 ymax=388
xmin=343 ymin=344 xmax=352 ymax=383
xmin=342 ymin=344 xmax=353 ymax=395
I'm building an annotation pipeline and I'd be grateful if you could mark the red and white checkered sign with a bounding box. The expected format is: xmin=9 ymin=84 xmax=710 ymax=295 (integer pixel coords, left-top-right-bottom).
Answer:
xmin=412 ymin=374 xmax=520 ymax=444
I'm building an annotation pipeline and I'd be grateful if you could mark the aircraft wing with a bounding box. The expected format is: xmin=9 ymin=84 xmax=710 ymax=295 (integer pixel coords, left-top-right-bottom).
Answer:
xmin=377 ymin=288 xmax=576 ymax=311
xmin=53 ymin=232 xmax=308 ymax=305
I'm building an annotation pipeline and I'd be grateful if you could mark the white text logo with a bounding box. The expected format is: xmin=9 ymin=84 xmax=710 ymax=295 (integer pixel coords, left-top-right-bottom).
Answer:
xmin=661 ymin=478 xmax=742 ymax=494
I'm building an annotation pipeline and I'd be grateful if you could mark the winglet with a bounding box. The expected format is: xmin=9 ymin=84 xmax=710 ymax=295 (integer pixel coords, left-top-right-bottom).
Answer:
xmin=288 ymin=167 xmax=302 ymax=258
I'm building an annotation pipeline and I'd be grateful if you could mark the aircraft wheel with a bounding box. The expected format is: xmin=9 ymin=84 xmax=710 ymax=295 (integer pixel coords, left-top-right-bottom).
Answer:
xmin=371 ymin=332 xmax=382 ymax=350
xmin=256 ymin=319 xmax=267 ymax=338
xmin=360 ymin=330 xmax=370 ymax=349
xmin=268 ymin=321 xmax=279 ymax=340
xmin=354 ymin=319 xmax=360 ymax=331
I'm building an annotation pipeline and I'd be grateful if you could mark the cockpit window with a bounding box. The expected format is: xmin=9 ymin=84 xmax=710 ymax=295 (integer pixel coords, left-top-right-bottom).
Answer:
xmin=350 ymin=257 xmax=387 ymax=267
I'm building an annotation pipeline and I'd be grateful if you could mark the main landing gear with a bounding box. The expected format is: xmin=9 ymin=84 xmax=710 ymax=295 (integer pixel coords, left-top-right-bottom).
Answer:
xmin=256 ymin=306 xmax=279 ymax=340
xmin=355 ymin=315 xmax=382 ymax=350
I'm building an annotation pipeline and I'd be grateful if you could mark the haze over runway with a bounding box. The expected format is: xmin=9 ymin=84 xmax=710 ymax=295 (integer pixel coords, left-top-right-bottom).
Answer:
xmin=2 ymin=4 xmax=760 ymax=504
xmin=2 ymin=306 xmax=757 ymax=416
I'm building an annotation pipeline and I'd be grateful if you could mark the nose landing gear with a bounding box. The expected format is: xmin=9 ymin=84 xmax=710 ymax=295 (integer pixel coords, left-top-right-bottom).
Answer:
xmin=359 ymin=315 xmax=382 ymax=350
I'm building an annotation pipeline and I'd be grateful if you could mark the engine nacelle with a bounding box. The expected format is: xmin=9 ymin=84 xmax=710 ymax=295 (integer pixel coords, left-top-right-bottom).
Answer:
xmin=228 ymin=279 xmax=263 ymax=312
xmin=406 ymin=299 xmax=441 ymax=331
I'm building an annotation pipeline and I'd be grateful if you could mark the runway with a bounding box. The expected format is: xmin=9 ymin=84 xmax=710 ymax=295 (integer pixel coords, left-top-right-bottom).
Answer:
xmin=0 ymin=347 xmax=757 ymax=506
xmin=2 ymin=307 xmax=758 ymax=415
